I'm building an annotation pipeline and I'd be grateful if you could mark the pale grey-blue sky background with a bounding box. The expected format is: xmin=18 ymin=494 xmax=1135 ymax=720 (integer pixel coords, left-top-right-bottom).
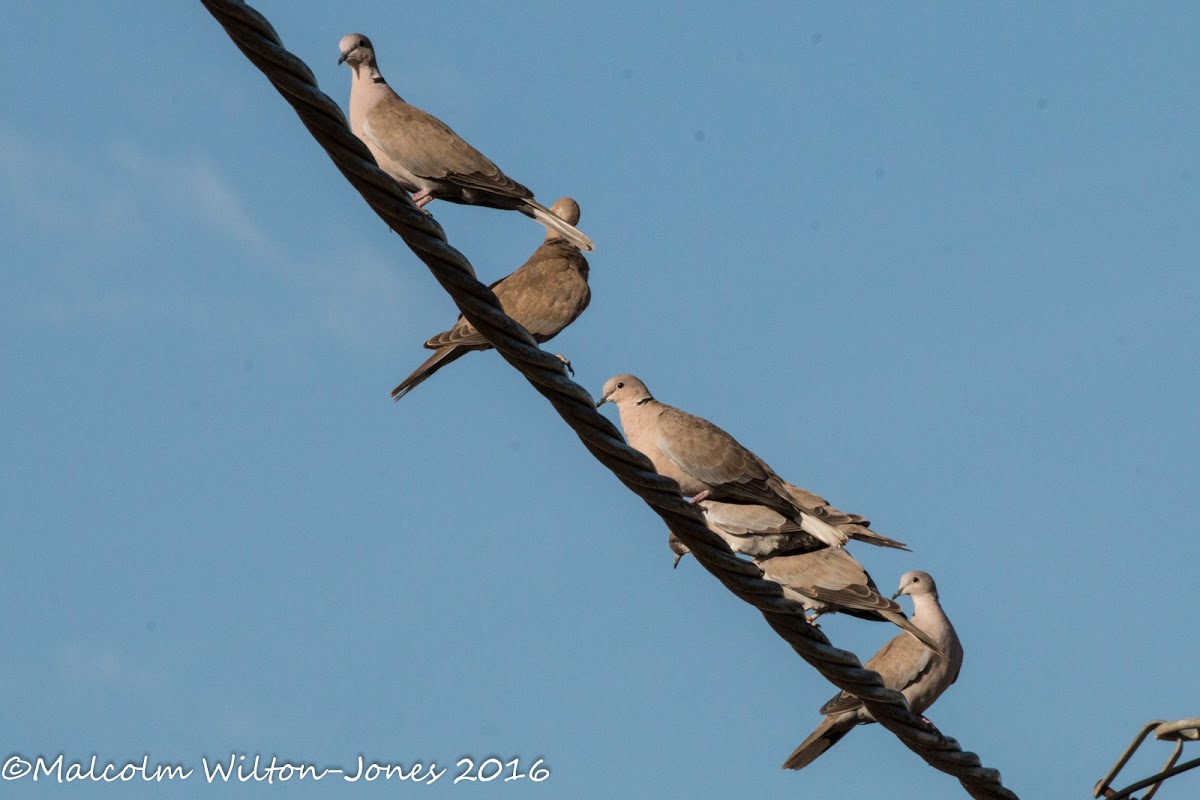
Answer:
xmin=2 ymin=2 xmax=1198 ymax=798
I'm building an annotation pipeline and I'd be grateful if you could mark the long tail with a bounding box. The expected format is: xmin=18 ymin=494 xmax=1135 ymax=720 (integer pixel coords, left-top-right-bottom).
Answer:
xmin=780 ymin=481 xmax=908 ymax=549
xmin=522 ymin=199 xmax=595 ymax=252
xmin=782 ymin=714 xmax=858 ymax=770
xmin=390 ymin=346 xmax=469 ymax=401
xmin=880 ymin=609 xmax=947 ymax=659
xmin=848 ymin=527 xmax=910 ymax=550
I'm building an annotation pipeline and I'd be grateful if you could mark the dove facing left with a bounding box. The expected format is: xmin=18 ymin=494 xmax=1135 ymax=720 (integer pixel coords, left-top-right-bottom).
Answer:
xmin=596 ymin=374 xmax=896 ymax=551
xmin=338 ymin=34 xmax=594 ymax=252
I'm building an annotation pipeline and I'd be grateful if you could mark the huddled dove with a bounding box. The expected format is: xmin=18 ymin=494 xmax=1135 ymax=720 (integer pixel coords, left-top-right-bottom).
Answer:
xmin=782 ymin=570 xmax=963 ymax=770
xmin=390 ymin=198 xmax=591 ymax=401
xmin=596 ymin=375 xmax=894 ymax=550
xmin=666 ymin=500 xmax=940 ymax=653
xmin=673 ymin=500 xmax=907 ymax=565
xmin=758 ymin=549 xmax=945 ymax=657
xmin=338 ymin=34 xmax=595 ymax=252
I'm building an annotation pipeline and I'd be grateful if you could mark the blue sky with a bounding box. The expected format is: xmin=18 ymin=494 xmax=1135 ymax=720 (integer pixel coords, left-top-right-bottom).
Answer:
xmin=3 ymin=2 xmax=1198 ymax=798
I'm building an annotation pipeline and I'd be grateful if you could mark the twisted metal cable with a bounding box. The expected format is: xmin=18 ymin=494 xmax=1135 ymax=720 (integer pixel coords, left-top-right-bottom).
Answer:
xmin=199 ymin=3 xmax=1018 ymax=797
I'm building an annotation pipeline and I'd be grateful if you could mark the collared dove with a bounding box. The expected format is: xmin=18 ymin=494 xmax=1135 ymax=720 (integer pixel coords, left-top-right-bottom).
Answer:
xmin=665 ymin=503 xmax=867 ymax=569
xmin=692 ymin=500 xmax=907 ymax=561
xmin=338 ymin=34 xmax=595 ymax=252
xmin=782 ymin=570 xmax=963 ymax=770
xmin=666 ymin=500 xmax=940 ymax=653
xmin=390 ymin=198 xmax=591 ymax=401
xmin=595 ymin=375 xmax=892 ymax=550
xmin=758 ymin=550 xmax=945 ymax=657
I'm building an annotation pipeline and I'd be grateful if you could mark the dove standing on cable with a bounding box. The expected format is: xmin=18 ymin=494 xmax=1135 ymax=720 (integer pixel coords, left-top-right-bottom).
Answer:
xmin=596 ymin=375 xmax=890 ymax=550
xmin=757 ymin=550 xmax=945 ymax=656
xmin=782 ymin=570 xmax=963 ymax=770
xmin=338 ymin=33 xmax=594 ymax=252
xmin=391 ymin=198 xmax=591 ymax=401
xmin=666 ymin=500 xmax=941 ymax=653
xmin=681 ymin=500 xmax=908 ymax=562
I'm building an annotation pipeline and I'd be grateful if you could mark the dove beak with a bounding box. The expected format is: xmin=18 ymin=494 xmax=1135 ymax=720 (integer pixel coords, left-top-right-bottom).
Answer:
xmin=891 ymin=588 xmax=904 ymax=600
xmin=337 ymin=51 xmax=350 ymax=65
xmin=594 ymin=393 xmax=609 ymax=408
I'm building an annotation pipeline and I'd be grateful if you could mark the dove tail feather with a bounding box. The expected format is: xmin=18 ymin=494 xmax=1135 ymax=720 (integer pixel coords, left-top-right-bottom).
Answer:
xmin=390 ymin=346 xmax=468 ymax=402
xmin=849 ymin=529 xmax=911 ymax=551
xmin=782 ymin=715 xmax=858 ymax=770
xmin=522 ymin=200 xmax=595 ymax=252
xmin=881 ymin=610 xmax=947 ymax=659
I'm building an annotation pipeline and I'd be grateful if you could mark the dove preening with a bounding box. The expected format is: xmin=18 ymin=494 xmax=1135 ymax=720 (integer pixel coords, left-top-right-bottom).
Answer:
xmin=391 ymin=198 xmax=591 ymax=401
xmin=782 ymin=570 xmax=963 ymax=770
xmin=595 ymin=375 xmax=893 ymax=551
xmin=338 ymin=34 xmax=594 ymax=252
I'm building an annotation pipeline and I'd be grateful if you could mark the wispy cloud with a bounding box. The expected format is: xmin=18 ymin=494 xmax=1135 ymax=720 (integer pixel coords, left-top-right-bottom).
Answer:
xmin=1 ymin=126 xmax=422 ymax=353
xmin=109 ymin=143 xmax=284 ymax=263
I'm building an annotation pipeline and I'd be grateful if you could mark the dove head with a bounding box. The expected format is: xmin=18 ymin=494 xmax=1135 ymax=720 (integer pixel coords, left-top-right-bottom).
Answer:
xmin=548 ymin=198 xmax=581 ymax=226
xmin=892 ymin=570 xmax=938 ymax=600
xmin=543 ymin=198 xmax=582 ymax=242
xmin=595 ymin=374 xmax=652 ymax=409
xmin=667 ymin=531 xmax=690 ymax=569
xmin=338 ymin=33 xmax=376 ymax=68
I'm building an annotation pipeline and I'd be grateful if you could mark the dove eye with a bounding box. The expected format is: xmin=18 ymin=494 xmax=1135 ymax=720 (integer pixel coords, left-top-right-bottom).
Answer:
xmin=617 ymin=382 xmax=625 ymax=389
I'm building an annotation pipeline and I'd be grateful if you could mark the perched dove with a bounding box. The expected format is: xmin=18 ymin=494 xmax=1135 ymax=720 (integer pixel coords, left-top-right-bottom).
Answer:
xmin=693 ymin=500 xmax=907 ymax=561
xmin=665 ymin=500 xmax=940 ymax=652
xmin=782 ymin=570 xmax=963 ymax=770
xmin=338 ymin=34 xmax=595 ymax=252
xmin=758 ymin=549 xmax=945 ymax=657
xmin=596 ymin=375 xmax=891 ymax=550
xmin=390 ymin=198 xmax=591 ymax=401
